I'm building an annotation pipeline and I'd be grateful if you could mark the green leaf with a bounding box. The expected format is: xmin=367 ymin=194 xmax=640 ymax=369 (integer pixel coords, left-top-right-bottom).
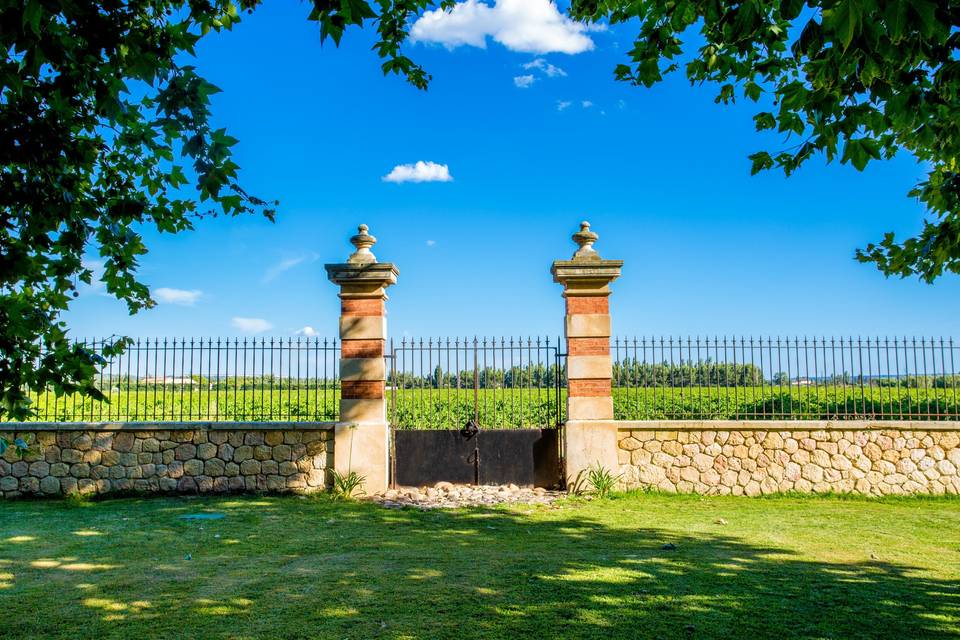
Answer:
xmin=753 ymin=112 xmax=777 ymax=130
xmin=841 ymin=138 xmax=880 ymax=171
xmin=779 ymin=0 xmax=804 ymax=21
xmin=884 ymin=0 xmax=908 ymax=42
xmin=824 ymin=1 xmax=861 ymax=51
xmin=748 ymin=151 xmax=774 ymax=175
xmin=911 ymin=1 xmax=938 ymax=38
xmin=22 ymin=1 xmax=42 ymax=35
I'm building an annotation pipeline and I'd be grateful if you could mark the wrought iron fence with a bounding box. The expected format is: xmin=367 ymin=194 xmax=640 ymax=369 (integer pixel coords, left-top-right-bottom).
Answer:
xmin=13 ymin=337 xmax=340 ymax=422
xmin=612 ymin=336 xmax=959 ymax=420
xmin=387 ymin=336 xmax=566 ymax=429
xmin=11 ymin=334 xmax=960 ymax=424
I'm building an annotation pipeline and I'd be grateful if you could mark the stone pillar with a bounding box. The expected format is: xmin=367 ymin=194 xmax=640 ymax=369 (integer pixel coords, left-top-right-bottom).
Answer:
xmin=325 ymin=224 xmax=398 ymax=493
xmin=551 ymin=221 xmax=622 ymax=488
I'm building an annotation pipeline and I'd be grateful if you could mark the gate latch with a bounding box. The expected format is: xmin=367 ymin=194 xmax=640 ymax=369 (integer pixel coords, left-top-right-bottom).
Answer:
xmin=460 ymin=419 xmax=479 ymax=438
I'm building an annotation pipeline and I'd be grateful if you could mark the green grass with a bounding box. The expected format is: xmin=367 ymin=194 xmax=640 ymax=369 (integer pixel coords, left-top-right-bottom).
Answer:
xmin=2 ymin=493 xmax=959 ymax=639
xmin=10 ymin=386 xmax=959 ymax=426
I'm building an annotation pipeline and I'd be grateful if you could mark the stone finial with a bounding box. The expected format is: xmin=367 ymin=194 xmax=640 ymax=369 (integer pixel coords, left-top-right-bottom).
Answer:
xmin=348 ymin=224 xmax=377 ymax=264
xmin=571 ymin=221 xmax=600 ymax=260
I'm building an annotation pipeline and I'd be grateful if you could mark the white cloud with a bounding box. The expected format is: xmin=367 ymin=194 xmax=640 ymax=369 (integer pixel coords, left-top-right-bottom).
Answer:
xmin=231 ymin=317 xmax=273 ymax=333
xmin=78 ymin=259 xmax=106 ymax=295
xmin=581 ymin=100 xmax=594 ymax=108
xmin=294 ymin=326 xmax=319 ymax=337
xmin=426 ymin=240 xmax=436 ymax=246
xmin=383 ymin=161 xmax=453 ymax=183
xmin=262 ymin=253 xmax=319 ymax=283
xmin=523 ymin=58 xmax=567 ymax=77
xmin=513 ymin=74 xmax=535 ymax=88
xmin=411 ymin=0 xmax=602 ymax=55
xmin=556 ymin=100 xmax=572 ymax=111
xmin=154 ymin=287 xmax=203 ymax=306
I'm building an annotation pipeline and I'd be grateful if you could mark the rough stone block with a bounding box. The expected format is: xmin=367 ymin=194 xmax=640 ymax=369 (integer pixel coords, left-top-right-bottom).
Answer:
xmin=260 ymin=459 xmax=279 ymax=474
xmin=239 ymin=459 xmax=261 ymax=475
xmin=204 ymin=459 xmax=225 ymax=476
xmin=197 ymin=443 xmax=217 ymax=460
xmin=175 ymin=444 xmax=197 ymax=461
xmin=183 ymin=460 xmax=204 ymax=476
xmin=113 ymin=432 xmax=136 ymax=452
xmin=39 ymin=476 xmax=61 ymax=494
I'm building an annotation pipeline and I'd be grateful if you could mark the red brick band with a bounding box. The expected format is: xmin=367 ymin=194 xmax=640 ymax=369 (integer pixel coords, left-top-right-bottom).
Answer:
xmin=341 ymin=339 xmax=384 ymax=359
xmin=567 ymin=337 xmax=610 ymax=356
xmin=341 ymin=299 xmax=384 ymax=316
xmin=341 ymin=380 xmax=385 ymax=399
xmin=565 ymin=296 xmax=609 ymax=315
xmin=568 ymin=379 xmax=611 ymax=397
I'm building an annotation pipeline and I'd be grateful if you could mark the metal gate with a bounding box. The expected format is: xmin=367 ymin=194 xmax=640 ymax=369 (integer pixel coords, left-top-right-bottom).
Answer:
xmin=388 ymin=337 xmax=565 ymax=487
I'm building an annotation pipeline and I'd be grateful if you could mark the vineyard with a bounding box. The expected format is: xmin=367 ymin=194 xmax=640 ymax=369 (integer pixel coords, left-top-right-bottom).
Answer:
xmin=8 ymin=385 xmax=959 ymax=427
xmin=7 ymin=335 xmax=957 ymax=427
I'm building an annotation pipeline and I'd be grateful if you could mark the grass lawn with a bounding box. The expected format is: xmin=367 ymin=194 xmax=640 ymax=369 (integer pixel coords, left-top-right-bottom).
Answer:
xmin=2 ymin=493 xmax=959 ymax=639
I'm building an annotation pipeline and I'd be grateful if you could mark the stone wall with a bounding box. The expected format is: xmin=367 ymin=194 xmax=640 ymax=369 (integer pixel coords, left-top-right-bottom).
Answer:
xmin=617 ymin=421 xmax=960 ymax=496
xmin=0 ymin=424 xmax=334 ymax=498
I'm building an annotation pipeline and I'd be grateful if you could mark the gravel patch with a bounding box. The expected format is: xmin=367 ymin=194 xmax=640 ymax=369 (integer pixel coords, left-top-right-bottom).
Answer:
xmin=367 ymin=482 xmax=564 ymax=509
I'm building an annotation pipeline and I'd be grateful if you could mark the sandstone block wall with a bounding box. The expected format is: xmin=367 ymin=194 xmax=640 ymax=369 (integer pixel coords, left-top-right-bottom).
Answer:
xmin=617 ymin=421 xmax=960 ymax=496
xmin=0 ymin=426 xmax=333 ymax=498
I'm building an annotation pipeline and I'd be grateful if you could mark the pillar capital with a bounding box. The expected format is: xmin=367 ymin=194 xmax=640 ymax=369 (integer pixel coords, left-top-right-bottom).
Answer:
xmin=325 ymin=262 xmax=399 ymax=299
xmin=325 ymin=224 xmax=399 ymax=300
xmin=551 ymin=221 xmax=622 ymax=297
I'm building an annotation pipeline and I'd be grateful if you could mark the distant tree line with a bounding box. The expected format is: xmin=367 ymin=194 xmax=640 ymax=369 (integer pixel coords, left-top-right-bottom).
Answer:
xmin=613 ymin=359 xmax=765 ymax=387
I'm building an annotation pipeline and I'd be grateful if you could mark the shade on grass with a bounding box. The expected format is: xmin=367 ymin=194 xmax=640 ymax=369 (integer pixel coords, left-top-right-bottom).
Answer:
xmin=1 ymin=493 xmax=959 ymax=639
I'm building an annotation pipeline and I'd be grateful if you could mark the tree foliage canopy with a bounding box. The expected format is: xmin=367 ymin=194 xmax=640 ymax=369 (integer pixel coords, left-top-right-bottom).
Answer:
xmin=1 ymin=0 xmax=276 ymax=421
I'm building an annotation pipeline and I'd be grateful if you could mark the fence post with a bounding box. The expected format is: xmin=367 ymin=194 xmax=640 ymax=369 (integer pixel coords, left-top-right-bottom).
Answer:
xmin=551 ymin=221 xmax=623 ymax=488
xmin=325 ymin=224 xmax=399 ymax=492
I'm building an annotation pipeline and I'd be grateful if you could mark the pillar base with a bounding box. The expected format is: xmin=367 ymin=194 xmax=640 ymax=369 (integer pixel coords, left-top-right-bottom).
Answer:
xmin=334 ymin=422 xmax=389 ymax=494
xmin=564 ymin=420 xmax=619 ymax=492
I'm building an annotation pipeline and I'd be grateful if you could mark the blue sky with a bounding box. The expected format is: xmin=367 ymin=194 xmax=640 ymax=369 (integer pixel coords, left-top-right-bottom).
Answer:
xmin=67 ymin=1 xmax=959 ymax=340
